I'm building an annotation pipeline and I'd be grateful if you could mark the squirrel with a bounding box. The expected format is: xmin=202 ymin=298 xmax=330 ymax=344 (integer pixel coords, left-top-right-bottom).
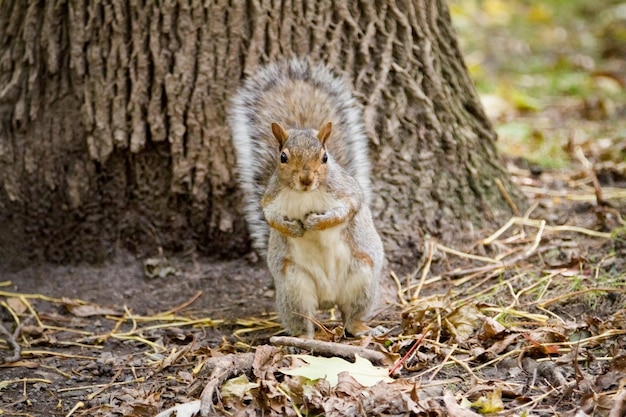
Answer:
xmin=228 ymin=58 xmax=384 ymax=338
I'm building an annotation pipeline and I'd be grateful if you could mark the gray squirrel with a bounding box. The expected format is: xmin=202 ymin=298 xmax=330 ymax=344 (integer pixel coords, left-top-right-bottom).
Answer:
xmin=229 ymin=58 xmax=384 ymax=338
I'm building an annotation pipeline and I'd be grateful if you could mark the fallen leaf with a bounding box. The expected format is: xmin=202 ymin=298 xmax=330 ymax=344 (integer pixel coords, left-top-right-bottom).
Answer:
xmin=153 ymin=400 xmax=200 ymax=417
xmin=5 ymin=297 xmax=27 ymax=314
xmin=443 ymin=390 xmax=482 ymax=417
xmin=471 ymin=388 xmax=504 ymax=414
xmin=479 ymin=316 xmax=507 ymax=340
xmin=445 ymin=303 xmax=481 ymax=342
xmin=63 ymin=300 xmax=121 ymax=317
xmin=280 ymin=354 xmax=393 ymax=388
xmin=221 ymin=374 xmax=260 ymax=399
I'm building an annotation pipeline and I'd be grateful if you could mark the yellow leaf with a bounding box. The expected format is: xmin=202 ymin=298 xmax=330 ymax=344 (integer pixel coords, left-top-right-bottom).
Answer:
xmin=471 ymin=388 xmax=504 ymax=414
xmin=221 ymin=374 xmax=260 ymax=399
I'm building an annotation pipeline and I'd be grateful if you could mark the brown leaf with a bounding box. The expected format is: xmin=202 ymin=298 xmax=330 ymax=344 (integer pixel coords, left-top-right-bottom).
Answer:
xmin=486 ymin=333 xmax=519 ymax=355
xmin=479 ymin=316 xmax=508 ymax=340
xmin=6 ymin=297 xmax=28 ymax=314
xmin=596 ymin=371 xmax=626 ymax=391
xmin=253 ymin=345 xmax=283 ymax=380
xmin=63 ymin=300 xmax=121 ymax=317
xmin=610 ymin=355 xmax=626 ymax=372
xmin=443 ymin=390 xmax=482 ymax=417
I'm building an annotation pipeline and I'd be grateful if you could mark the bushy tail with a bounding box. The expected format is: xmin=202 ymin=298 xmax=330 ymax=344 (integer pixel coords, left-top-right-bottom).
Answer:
xmin=228 ymin=58 xmax=372 ymax=254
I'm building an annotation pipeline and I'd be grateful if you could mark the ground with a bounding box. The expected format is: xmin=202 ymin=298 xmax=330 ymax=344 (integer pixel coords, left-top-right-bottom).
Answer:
xmin=1 ymin=168 xmax=625 ymax=416
xmin=2 ymin=1 xmax=626 ymax=416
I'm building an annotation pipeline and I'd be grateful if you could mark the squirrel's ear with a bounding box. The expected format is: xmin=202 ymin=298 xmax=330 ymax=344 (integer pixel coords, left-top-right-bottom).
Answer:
xmin=271 ymin=123 xmax=289 ymax=148
xmin=317 ymin=122 xmax=332 ymax=145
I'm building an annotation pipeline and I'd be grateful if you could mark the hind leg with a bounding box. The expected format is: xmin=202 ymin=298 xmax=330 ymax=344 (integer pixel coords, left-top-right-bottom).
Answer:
xmin=273 ymin=263 xmax=319 ymax=338
xmin=338 ymin=262 xmax=379 ymax=337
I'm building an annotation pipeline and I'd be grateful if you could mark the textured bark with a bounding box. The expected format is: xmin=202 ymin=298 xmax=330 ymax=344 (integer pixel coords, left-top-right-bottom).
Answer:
xmin=0 ymin=0 xmax=524 ymax=268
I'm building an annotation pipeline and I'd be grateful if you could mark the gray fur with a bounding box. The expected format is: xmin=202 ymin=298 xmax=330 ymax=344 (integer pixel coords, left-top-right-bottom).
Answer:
xmin=228 ymin=58 xmax=372 ymax=254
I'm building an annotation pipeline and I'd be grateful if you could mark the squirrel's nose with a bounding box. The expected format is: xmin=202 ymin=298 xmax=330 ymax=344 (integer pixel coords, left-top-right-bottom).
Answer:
xmin=299 ymin=172 xmax=314 ymax=187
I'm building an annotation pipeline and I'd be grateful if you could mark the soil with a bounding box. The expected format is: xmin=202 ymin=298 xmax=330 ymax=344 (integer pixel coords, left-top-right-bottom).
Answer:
xmin=0 ymin=254 xmax=279 ymax=416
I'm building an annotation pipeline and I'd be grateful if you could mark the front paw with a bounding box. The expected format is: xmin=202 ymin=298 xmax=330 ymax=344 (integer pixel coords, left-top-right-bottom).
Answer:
xmin=303 ymin=212 xmax=325 ymax=230
xmin=305 ymin=210 xmax=344 ymax=231
xmin=283 ymin=218 xmax=305 ymax=237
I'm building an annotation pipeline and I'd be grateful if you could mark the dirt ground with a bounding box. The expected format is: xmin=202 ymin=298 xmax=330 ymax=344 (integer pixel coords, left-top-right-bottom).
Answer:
xmin=2 ymin=169 xmax=626 ymax=416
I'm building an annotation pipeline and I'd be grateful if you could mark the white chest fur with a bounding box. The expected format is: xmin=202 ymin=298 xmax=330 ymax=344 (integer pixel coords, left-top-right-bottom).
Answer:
xmin=268 ymin=187 xmax=340 ymax=220
xmin=269 ymin=188 xmax=352 ymax=306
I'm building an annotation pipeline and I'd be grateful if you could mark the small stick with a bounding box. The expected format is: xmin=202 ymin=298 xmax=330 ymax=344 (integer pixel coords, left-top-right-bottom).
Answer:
xmin=388 ymin=327 xmax=432 ymax=375
xmin=436 ymin=243 xmax=501 ymax=264
xmin=495 ymin=177 xmax=521 ymax=216
xmin=389 ymin=271 xmax=408 ymax=305
xmin=269 ymin=336 xmax=388 ymax=365
xmin=538 ymin=287 xmax=625 ymax=307
xmin=198 ymin=353 xmax=255 ymax=415
xmin=427 ymin=344 xmax=457 ymax=382
xmin=64 ymin=401 xmax=84 ymax=417
xmin=0 ymin=316 xmax=32 ymax=364
xmin=162 ymin=290 xmax=203 ymax=315
xmin=483 ymin=217 xmax=612 ymax=245
xmin=412 ymin=240 xmax=435 ymax=300
xmin=575 ymin=146 xmax=604 ymax=206
xmin=0 ymin=322 xmax=21 ymax=364
xmin=525 ymin=219 xmax=545 ymax=255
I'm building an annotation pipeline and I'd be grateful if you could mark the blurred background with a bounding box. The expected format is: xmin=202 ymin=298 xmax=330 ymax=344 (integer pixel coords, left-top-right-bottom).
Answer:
xmin=450 ymin=0 xmax=626 ymax=175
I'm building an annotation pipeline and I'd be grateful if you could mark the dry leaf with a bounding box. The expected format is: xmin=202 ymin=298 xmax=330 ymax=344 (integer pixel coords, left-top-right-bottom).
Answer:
xmin=5 ymin=297 xmax=27 ymax=314
xmin=221 ymin=374 xmax=260 ymax=399
xmin=471 ymin=388 xmax=504 ymax=414
xmin=445 ymin=303 xmax=481 ymax=342
xmin=443 ymin=390 xmax=482 ymax=417
xmin=280 ymin=354 xmax=393 ymax=388
xmin=153 ymin=400 xmax=200 ymax=417
xmin=63 ymin=300 xmax=121 ymax=317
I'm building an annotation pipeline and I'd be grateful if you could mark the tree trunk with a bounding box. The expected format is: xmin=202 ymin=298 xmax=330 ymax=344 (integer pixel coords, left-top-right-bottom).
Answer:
xmin=0 ymin=0 xmax=524 ymax=268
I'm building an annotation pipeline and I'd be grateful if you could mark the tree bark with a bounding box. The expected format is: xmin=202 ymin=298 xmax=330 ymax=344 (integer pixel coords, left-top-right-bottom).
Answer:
xmin=0 ymin=0 xmax=524 ymax=268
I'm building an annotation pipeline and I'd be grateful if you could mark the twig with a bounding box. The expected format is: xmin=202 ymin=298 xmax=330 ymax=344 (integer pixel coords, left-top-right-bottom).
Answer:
xmin=390 ymin=271 xmax=408 ymax=305
xmin=0 ymin=315 xmax=32 ymax=364
xmin=427 ymin=344 xmax=457 ymax=382
xmin=575 ymin=146 xmax=604 ymax=206
xmin=483 ymin=217 xmax=611 ymax=245
xmin=525 ymin=219 xmax=545 ymax=255
xmin=495 ymin=177 xmax=521 ymax=216
xmin=56 ymin=377 xmax=145 ymax=393
xmin=86 ymin=368 xmax=124 ymax=400
xmin=412 ymin=239 xmax=435 ymax=300
xmin=449 ymin=354 xmax=486 ymax=384
xmin=436 ymin=243 xmax=501 ymax=264
xmin=388 ymin=327 xmax=432 ymax=375
xmin=198 ymin=352 xmax=255 ymax=416
xmin=269 ymin=336 xmax=388 ymax=365
xmin=509 ymin=386 xmax=557 ymax=412
xmin=162 ymin=290 xmax=203 ymax=315
xmin=64 ymin=401 xmax=84 ymax=417
xmin=520 ymin=185 xmax=626 ymax=201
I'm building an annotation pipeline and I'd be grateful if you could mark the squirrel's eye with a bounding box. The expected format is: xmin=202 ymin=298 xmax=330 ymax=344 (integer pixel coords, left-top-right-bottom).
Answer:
xmin=280 ymin=152 xmax=288 ymax=163
xmin=322 ymin=152 xmax=328 ymax=163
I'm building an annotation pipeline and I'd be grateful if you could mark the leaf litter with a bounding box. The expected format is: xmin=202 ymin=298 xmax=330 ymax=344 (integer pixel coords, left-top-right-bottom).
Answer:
xmin=2 ymin=161 xmax=626 ymax=416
